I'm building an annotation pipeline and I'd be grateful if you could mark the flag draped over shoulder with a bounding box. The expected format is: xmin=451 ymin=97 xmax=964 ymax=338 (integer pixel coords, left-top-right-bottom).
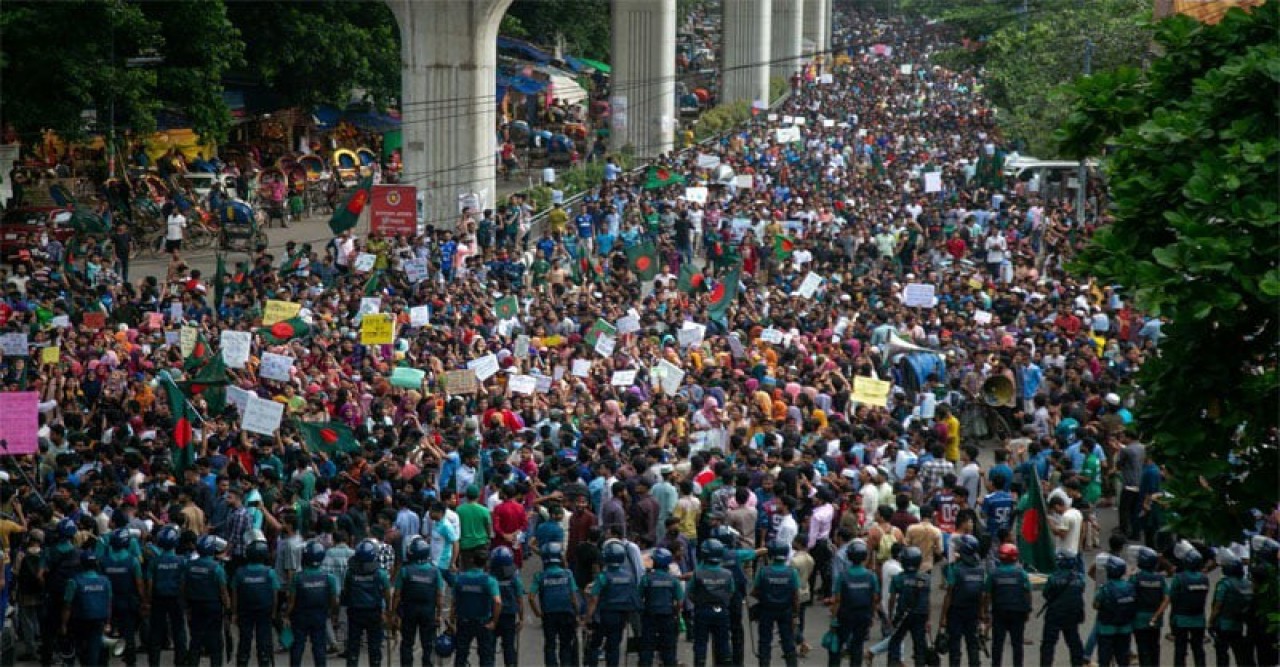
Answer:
xmin=1016 ymin=466 xmax=1056 ymax=573
xmin=328 ymin=176 xmax=373 ymax=235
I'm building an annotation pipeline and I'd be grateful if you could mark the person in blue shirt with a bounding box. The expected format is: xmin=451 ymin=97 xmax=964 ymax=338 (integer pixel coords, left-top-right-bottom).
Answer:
xmin=284 ymin=541 xmax=340 ymax=667
xmin=182 ymin=535 xmax=230 ymax=666
xmin=532 ymin=506 xmax=567 ymax=555
xmin=451 ymin=551 xmax=503 ymax=667
xmin=751 ymin=541 xmax=799 ymax=667
xmin=392 ymin=537 xmax=445 ymax=667
xmin=529 ymin=542 xmax=582 ymax=667
xmin=829 ymin=539 xmax=879 ymax=667
xmin=688 ymin=539 xmax=735 ymax=667
xmin=586 ymin=542 xmax=641 ymax=667
xmin=981 ymin=478 xmax=1016 ymax=541
xmin=146 ymin=525 xmax=188 ymax=667
xmin=62 ymin=548 xmax=112 ymax=667
xmin=101 ymin=528 xmax=145 ymax=667
xmin=343 ymin=539 xmax=392 ymax=667
xmin=231 ymin=539 xmax=281 ymax=667
xmin=489 ymin=547 xmax=525 ymax=667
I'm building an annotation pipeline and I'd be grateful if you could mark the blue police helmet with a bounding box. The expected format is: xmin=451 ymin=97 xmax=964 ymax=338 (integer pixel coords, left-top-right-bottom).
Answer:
xmin=407 ymin=536 xmax=431 ymax=564
xmin=57 ymin=518 xmax=77 ymax=541
xmin=1217 ymin=548 xmax=1244 ymax=577
xmin=109 ymin=528 xmax=132 ymax=552
xmin=1055 ymin=550 xmax=1078 ymax=571
xmin=247 ymin=539 xmax=270 ymax=564
xmin=955 ymin=534 xmax=980 ymax=559
xmin=700 ymin=539 xmax=725 ymax=565
xmin=196 ymin=535 xmax=227 ymax=557
xmin=542 ymin=541 xmax=565 ymax=567
xmin=1180 ymin=549 xmax=1203 ymax=571
xmin=490 ymin=546 xmax=516 ymax=571
xmin=81 ymin=548 xmax=99 ymax=569
xmin=847 ymin=539 xmax=869 ymax=565
xmin=302 ymin=541 xmax=327 ymax=567
xmin=1104 ymin=555 xmax=1127 ymax=581
xmin=603 ymin=541 xmax=627 ymax=566
xmin=768 ymin=540 xmax=789 ymax=562
xmin=1251 ymin=536 xmax=1279 ymax=564
xmin=353 ymin=539 xmax=379 ymax=564
xmin=1136 ymin=547 xmax=1159 ymax=571
xmin=652 ymin=548 xmax=673 ymax=570
xmin=900 ymin=546 xmax=923 ymax=572
xmin=154 ymin=525 xmax=180 ymax=551
xmin=710 ymin=526 xmax=734 ymax=543
xmin=434 ymin=632 xmax=456 ymax=657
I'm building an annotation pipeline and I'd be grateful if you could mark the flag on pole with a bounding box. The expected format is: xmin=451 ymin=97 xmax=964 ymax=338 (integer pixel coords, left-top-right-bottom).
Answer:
xmin=1016 ymin=466 xmax=1057 ymax=573
xmin=642 ymin=165 xmax=685 ymax=190
xmin=159 ymin=371 xmax=199 ymax=475
xmin=773 ymin=235 xmax=796 ymax=262
xmin=328 ymin=177 xmax=373 ymax=235
xmin=707 ymin=266 xmax=741 ymax=323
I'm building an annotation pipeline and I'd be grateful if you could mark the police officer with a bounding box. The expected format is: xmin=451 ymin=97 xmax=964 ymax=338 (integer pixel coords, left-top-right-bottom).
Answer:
xmin=146 ymin=525 xmax=187 ymax=667
xmin=231 ymin=540 xmax=280 ymax=667
xmin=828 ymin=538 xmax=877 ymax=667
xmin=984 ymin=543 xmax=1031 ymax=667
xmin=1093 ymin=556 xmax=1136 ymax=667
xmin=343 ymin=539 xmax=391 ymax=667
xmin=1248 ymin=536 xmax=1278 ymax=667
xmin=452 ymin=550 xmax=501 ymax=667
xmin=1151 ymin=548 xmax=1208 ymax=667
xmin=752 ymin=540 xmax=800 ymax=667
xmin=183 ymin=535 xmax=230 ymax=666
xmin=102 ymin=528 xmax=145 ymax=667
xmin=1209 ymin=548 xmax=1253 ymax=666
xmin=529 ymin=542 xmax=582 ymax=667
xmin=490 ymin=547 xmax=524 ymax=667
xmin=285 ymin=541 xmax=339 ymax=667
xmin=887 ymin=546 xmax=930 ymax=667
xmin=688 ymin=539 xmax=734 ymax=667
xmin=639 ymin=547 xmax=683 ymax=667
xmin=940 ymin=534 xmax=984 ymax=667
xmin=1129 ymin=547 xmax=1167 ymax=667
xmin=393 ymin=536 xmax=445 ymax=667
xmin=41 ymin=518 xmax=82 ymax=666
xmin=1039 ymin=550 xmax=1086 ymax=667
xmin=586 ymin=541 xmax=640 ymax=667
xmin=62 ymin=548 xmax=112 ymax=667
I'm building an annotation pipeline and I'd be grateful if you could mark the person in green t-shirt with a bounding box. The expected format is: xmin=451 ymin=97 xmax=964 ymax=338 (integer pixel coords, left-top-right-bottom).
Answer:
xmin=457 ymin=484 xmax=493 ymax=562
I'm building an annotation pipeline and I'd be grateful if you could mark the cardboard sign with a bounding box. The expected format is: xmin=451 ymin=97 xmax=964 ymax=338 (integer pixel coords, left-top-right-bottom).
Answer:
xmin=584 ymin=318 xmax=616 ymax=347
xmin=409 ymin=305 xmax=431 ymax=327
xmin=51 ymin=315 xmax=70 ymax=328
xmin=611 ymin=370 xmax=637 ymax=387
xmin=760 ymin=328 xmax=784 ymax=344
xmin=923 ymin=171 xmax=942 ymax=193
xmin=360 ymin=314 xmax=396 ymax=345
xmin=796 ymin=272 xmax=824 ymax=299
xmin=734 ymin=174 xmax=754 ymax=189
xmin=658 ymin=360 xmax=685 ymax=395
xmin=903 ymin=283 xmax=936 ymax=308
xmin=535 ymin=374 xmax=554 ymax=393
xmin=615 ymin=315 xmax=640 ymax=335
xmin=572 ymin=359 xmax=592 ymax=377
xmin=147 ymin=312 xmax=165 ymax=330
xmin=259 ymin=352 xmax=294 ymax=382
xmin=727 ymin=333 xmax=746 ymax=358
xmin=974 ymin=310 xmax=993 ymax=325
xmin=0 ymin=392 xmax=39 ymax=455
xmin=82 ymin=312 xmax=106 ymax=330
xmin=390 ymin=366 xmax=425 ymax=389
xmin=595 ymin=334 xmax=616 ymax=358
xmin=180 ymin=327 xmax=198 ymax=357
xmin=40 ymin=346 xmax=59 ymax=366
xmin=442 ymin=369 xmax=477 ymax=394
xmin=775 ymin=127 xmax=801 ymax=144
xmin=514 ymin=335 xmax=531 ymax=359
xmin=227 ymin=386 xmax=255 ymax=414
xmin=370 ymin=184 xmax=418 ymax=237
xmin=677 ymin=322 xmax=705 ymax=348
xmin=358 ymin=297 xmax=381 ymax=316
xmin=353 ymin=253 xmax=377 ymax=273
xmin=468 ymin=354 xmax=500 ymax=381
xmin=262 ymin=300 xmax=301 ymax=326
xmin=696 ymin=154 xmax=721 ymax=170
xmin=509 ymin=374 xmax=537 ymax=395
xmin=852 ymin=376 xmax=892 ymax=408
xmin=241 ymin=396 xmax=284 ymax=436
xmin=402 ymin=258 xmax=429 ymax=284
xmin=220 ymin=331 xmax=251 ymax=368
xmin=684 ymin=186 xmax=708 ymax=204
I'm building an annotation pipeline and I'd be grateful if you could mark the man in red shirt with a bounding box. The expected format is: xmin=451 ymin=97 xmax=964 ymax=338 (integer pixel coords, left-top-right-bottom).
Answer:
xmin=492 ymin=484 xmax=528 ymax=567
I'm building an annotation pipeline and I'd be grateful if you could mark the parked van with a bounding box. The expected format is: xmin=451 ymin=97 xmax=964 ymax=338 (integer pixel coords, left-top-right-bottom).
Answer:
xmin=1002 ymin=155 xmax=1099 ymax=199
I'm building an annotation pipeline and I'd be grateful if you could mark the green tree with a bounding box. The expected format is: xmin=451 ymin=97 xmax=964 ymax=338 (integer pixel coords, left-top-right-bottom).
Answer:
xmin=1057 ymin=3 xmax=1279 ymax=543
xmin=141 ymin=1 xmax=245 ymax=144
xmin=505 ymin=0 xmax=612 ymax=62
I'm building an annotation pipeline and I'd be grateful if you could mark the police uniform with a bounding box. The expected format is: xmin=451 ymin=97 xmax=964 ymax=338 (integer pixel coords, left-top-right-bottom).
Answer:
xmin=944 ymin=560 xmax=985 ymax=667
xmin=1167 ymin=568 xmax=1209 ymax=667
xmin=1130 ymin=568 xmax=1167 ymax=666
xmin=289 ymin=566 xmax=339 ymax=667
xmin=41 ymin=540 xmax=81 ymax=666
xmin=102 ymin=548 xmax=144 ymax=666
xmin=752 ymin=562 xmax=800 ymax=667
xmin=395 ymin=561 xmax=444 ymax=667
xmin=530 ymin=563 xmax=581 ymax=667
xmin=1039 ymin=564 xmax=1086 ymax=667
xmin=494 ymin=573 xmax=524 ymax=667
xmin=64 ymin=568 xmax=112 ymax=666
xmin=588 ymin=564 xmax=641 ymax=667
xmin=832 ymin=564 xmax=879 ymax=667
xmin=1248 ymin=557 xmax=1277 ymax=667
xmin=1094 ymin=578 xmax=1136 ymax=667
xmin=453 ymin=567 xmax=500 ymax=667
xmin=232 ymin=563 xmax=281 ymax=667
xmin=146 ymin=548 xmax=188 ymax=667
xmin=1211 ymin=574 xmax=1253 ymax=666
xmin=688 ymin=563 xmax=734 ymax=667
xmin=639 ymin=566 xmax=683 ymax=667
xmin=721 ymin=548 xmax=752 ymax=667
xmin=183 ymin=555 xmax=229 ymax=666
xmin=887 ymin=569 xmax=930 ymax=666
xmin=985 ymin=562 xmax=1031 ymax=667
xmin=343 ymin=564 xmax=391 ymax=667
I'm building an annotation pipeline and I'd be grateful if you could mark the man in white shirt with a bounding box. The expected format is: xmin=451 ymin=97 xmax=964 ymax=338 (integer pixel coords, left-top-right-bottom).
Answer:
xmin=773 ymin=497 xmax=799 ymax=562
xmin=165 ymin=208 xmax=187 ymax=254
xmin=860 ymin=467 xmax=881 ymax=530
xmin=1048 ymin=495 xmax=1083 ymax=556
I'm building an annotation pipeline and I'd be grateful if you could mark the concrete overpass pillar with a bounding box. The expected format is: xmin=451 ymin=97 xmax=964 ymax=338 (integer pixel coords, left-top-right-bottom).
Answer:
xmin=721 ymin=0 xmax=772 ymax=105
xmin=611 ymin=0 xmax=677 ymax=157
xmin=802 ymin=0 xmax=827 ymax=56
xmin=389 ymin=0 xmax=512 ymax=228
xmin=771 ymin=0 xmax=804 ymax=79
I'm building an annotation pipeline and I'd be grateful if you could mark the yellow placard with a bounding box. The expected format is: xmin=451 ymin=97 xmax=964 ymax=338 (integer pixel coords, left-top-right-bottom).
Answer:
xmin=41 ymin=346 xmax=60 ymax=365
xmin=852 ymin=376 xmax=891 ymax=408
xmin=361 ymin=314 xmax=396 ymax=345
xmin=543 ymin=335 xmax=563 ymax=347
xmin=968 ymin=278 xmax=984 ymax=290
xmin=263 ymin=300 xmax=302 ymax=325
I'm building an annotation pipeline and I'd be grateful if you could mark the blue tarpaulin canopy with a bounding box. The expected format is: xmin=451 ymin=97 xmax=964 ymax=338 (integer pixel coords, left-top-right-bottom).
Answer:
xmin=497 ymin=73 xmax=547 ymax=95
xmin=498 ymin=36 xmax=552 ymax=63
xmin=311 ymin=106 xmax=400 ymax=132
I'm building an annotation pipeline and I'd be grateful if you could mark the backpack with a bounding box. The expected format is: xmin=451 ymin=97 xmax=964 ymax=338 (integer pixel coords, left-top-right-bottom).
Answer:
xmin=875 ymin=526 xmax=898 ymax=562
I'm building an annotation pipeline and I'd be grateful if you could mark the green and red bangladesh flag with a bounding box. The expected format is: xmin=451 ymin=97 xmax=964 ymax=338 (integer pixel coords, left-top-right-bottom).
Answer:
xmin=159 ymin=370 xmax=200 ymax=475
xmin=296 ymin=420 xmax=360 ymax=457
xmin=642 ymin=165 xmax=685 ymax=190
xmin=626 ymin=241 xmax=660 ymax=281
xmin=258 ymin=316 xmax=313 ymax=345
xmin=1016 ymin=466 xmax=1056 ymax=573
xmin=707 ymin=266 xmax=741 ymax=323
xmin=678 ymin=263 xmax=705 ymax=294
xmin=328 ymin=176 xmax=373 ymax=235
xmin=494 ymin=295 xmax=519 ymax=320
xmin=773 ymin=234 xmax=796 ymax=262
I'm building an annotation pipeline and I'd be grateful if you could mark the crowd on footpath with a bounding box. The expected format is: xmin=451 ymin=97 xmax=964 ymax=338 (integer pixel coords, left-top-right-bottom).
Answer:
xmin=0 ymin=6 xmax=1276 ymax=667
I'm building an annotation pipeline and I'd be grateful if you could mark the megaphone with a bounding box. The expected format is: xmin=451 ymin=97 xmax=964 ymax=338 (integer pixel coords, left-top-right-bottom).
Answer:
xmin=886 ymin=332 xmax=934 ymax=357
xmin=712 ymin=164 xmax=736 ymax=186
xmin=982 ymin=375 xmax=1016 ymax=408
xmin=103 ymin=635 xmax=125 ymax=657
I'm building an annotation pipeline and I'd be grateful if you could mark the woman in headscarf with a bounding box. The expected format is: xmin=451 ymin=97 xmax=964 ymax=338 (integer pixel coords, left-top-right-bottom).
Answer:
xmin=691 ymin=396 xmax=725 ymax=452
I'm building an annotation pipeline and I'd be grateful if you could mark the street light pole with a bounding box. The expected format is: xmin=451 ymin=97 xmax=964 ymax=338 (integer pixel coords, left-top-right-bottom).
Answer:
xmin=1076 ymin=37 xmax=1093 ymax=224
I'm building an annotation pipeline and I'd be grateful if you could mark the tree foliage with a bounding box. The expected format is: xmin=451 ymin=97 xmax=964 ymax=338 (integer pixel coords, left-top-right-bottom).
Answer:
xmin=141 ymin=1 xmax=244 ymax=143
xmin=1057 ymin=3 xmax=1279 ymax=543
xmin=506 ymin=0 xmax=612 ymax=62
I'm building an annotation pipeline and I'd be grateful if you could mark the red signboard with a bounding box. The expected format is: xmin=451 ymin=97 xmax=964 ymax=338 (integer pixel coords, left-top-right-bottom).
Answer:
xmin=369 ymin=185 xmax=418 ymax=237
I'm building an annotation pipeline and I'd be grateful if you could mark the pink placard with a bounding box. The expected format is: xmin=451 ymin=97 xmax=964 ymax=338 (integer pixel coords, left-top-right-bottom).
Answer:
xmin=0 ymin=392 xmax=38 ymax=456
